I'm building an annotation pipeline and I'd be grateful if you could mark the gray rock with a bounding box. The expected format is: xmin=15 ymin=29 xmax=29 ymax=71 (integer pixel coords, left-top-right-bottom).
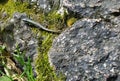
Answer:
xmin=1 ymin=12 xmax=38 ymax=76
xmin=36 ymin=0 xmax=51 ymax=11
xmin=13 ymin=12 xmax=38 ymax=66
xmin=63 ymin=0 xmax=120 ymax=19
xmin=49 ymin=19 xmax=120 ymax=81
xmin=14 ymin=0 xmax=52 ymax=12
xmin=111 ymin=16 xmax=120 ymax=27
xmin=8 ymin=12 xmax=38 ymax=59
xmin=30 ymin=0 xmax=51 ymax=12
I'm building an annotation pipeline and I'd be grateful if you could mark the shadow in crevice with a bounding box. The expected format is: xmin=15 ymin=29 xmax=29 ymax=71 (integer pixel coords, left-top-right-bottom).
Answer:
xmin=0 ymin=0 xmax=8 ymax=5
xmin=110 ymin=9 xmax=120 ymax=17
xmin=0 ymin=23 xmax=15 ymax=51
xmin=107 ymin=75 xmax=118 ymax=81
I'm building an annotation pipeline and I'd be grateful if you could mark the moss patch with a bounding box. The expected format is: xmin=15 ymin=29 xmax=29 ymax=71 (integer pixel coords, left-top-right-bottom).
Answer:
xmin=0 ymin=0 xmax=29 ymax=16
xmin=35 ymin=31 xmax=65 ymax=81
xmin=67 ymin=17 xmax=77 ymax=27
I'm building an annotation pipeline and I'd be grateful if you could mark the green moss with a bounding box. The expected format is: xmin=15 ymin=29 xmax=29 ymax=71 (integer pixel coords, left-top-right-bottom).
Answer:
xmin=31 ymin=10 xmax=67 ymax=80
xmin=34 ymin=31 xmax=65 ymax=81
xmin=67 ymin=17 xmax=77 ymax=27
xmin=0 ymin=0 xmax=33 ymax=17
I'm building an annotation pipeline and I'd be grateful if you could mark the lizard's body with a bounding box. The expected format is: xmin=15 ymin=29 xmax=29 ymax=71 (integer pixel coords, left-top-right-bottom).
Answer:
xmin=22 ymin=18 xmax=60 ymax=33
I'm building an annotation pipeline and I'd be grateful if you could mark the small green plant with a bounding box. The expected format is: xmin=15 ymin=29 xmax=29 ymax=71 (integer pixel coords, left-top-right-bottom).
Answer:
xmin=0 ymin=45 xmax=6 ymax=54
xmin=13 ymin=45 xmax=36 ymax=81
xmin=0 ymin=45 xmax=35 ymax=81
xmin=0 ymin=76 xmax=12 ymax=81
xmin=0 ymin=45 xmax=13 ymax=81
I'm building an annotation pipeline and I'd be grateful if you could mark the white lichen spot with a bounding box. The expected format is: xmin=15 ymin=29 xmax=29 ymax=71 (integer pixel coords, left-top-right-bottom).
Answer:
xmin=103 ymin=63 xmax=107 ymax=68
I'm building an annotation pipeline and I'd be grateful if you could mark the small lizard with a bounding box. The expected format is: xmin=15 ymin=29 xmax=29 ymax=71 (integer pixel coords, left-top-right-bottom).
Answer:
xmin=22 ymin=18 xmax=60 ymax=34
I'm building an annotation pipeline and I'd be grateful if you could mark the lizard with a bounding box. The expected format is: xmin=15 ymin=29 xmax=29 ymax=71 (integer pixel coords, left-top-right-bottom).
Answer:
xmin=22 ymin=18 xmax=60 ymax=34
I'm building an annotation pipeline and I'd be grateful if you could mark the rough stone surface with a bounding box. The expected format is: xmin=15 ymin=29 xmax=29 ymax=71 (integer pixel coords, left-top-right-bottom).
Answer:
xmin=30 ymin=0 xmax=52 ymax=12
xmin=63 ymin=0 xmax=120 ymax=19
xmin=14 ymin=0 xmax=52 ymax=12
xmin=0 ymin=12 xmax=38 ymax=76
xmin=7 ymin=12 xmax=38 ymax=60
xmin=61 ymin=0 xmax=120 ymax=26
xmin=49 ymin=19 xmax=120 ymax=81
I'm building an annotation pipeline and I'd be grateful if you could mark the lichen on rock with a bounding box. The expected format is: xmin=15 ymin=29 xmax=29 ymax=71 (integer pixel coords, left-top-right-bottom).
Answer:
xmin=0 ymin=12 xmax=38 ymax=77
xmin=49 ymin=19 xmax=120 ymax=81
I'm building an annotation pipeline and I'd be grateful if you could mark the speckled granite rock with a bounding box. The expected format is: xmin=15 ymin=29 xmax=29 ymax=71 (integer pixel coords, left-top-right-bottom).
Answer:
xmin=13 ymin=0 xmax=52 ymax=12
xmin=63 ymin=0 xmax=120 ymax=19
xmin=0 ymin=12 xmax=38 ymax=76
xmin=6 ymin=12 xmax=38 ymax=60
xmin=61 ymin=0 xmax=120 ymax=26
xmin=30 ymin=0 xmax=52 ymax=12
xmin=49 ymin=19 xmax=120 ymax=81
